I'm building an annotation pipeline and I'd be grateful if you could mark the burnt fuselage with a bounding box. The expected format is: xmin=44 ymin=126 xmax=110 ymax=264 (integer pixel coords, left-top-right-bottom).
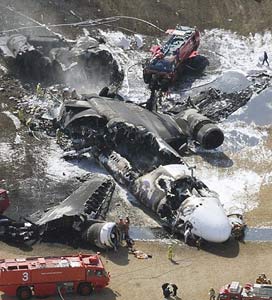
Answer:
xmin=58 ymin=95 xmax=232 ymax=243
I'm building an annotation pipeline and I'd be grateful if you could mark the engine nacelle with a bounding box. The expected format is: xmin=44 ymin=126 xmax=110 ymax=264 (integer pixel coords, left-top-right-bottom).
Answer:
xmin=174 ymin=108 xmax=224 ymax=149
xmin=82 ymin=222 xmax=121 ymax=249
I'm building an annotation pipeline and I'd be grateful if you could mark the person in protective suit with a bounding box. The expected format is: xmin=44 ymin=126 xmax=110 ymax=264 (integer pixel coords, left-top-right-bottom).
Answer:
xmin=262 ymin=51 xmax=269 ymax=66
xmin=162 ymin=283 xmax=171 ymax=299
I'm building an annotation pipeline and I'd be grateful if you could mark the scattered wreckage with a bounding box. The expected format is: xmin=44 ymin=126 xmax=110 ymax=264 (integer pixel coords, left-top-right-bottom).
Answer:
xmin=0 ymin=33 xmax=123 ymax=91
xmin=56 ymin=93 xmax=245 ymax=244
xmin=0 ymin=177 xmax=122 ymax=250
xmin=0 ymin=28 xmax=254 ymax=248
xmin=0 ymin=189 xmax=37 ymax=243
xmin=29 ymin=174 xmax=122 ymax=249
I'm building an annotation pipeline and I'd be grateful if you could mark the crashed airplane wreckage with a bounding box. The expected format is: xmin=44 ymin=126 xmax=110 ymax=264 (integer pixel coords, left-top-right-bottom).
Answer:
xmin=55 ymin=94 xmax=245 ymax=244
xmin=0 ymin=189 xmax=38 ymax=243
xmin=0 ymin=33 xmax=123 ymax=89
xmin=29 ymin=174 xmax=122 ymax=249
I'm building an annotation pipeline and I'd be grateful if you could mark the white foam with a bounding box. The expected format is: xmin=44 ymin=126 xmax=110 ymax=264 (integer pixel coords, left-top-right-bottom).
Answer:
xmin=202 ymin=29 xmax=272 ymax=73
xmin=103 ymin=31 xmax=131 ymax=49
xmin=134 ymin=34 xmax=144 ymax=48
xmin=195 ymin=167 xmax=262 ymax=214
xmin=45 ymin=142 xmax=105 ymax=181
xmin=0 ymin=143 xmax=14 ymax=163
xmin=219 ymin=121 xmax=268 ymax=152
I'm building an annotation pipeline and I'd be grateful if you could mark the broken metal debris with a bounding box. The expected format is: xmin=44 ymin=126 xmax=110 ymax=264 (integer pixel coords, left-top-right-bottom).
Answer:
xmin=161 ymin=70 xmax=272 ymax=122
xmin=0 ymin=189 xmax=38 ymax=243
xmin=0 ymin=215 xmax=37 ymax=243
xmin=0 ymin=33 xmax=123 ymax=90
xmin=227 ymin=208 xmax=247 ymax=240
xmin=182 ymin=87 xmax=253 ymax=122
xmin=29 ymin=174 xmax=121 ymax=249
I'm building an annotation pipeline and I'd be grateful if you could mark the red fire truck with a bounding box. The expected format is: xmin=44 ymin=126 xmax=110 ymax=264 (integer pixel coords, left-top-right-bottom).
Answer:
xmin=218 ymin=281 xmax=272 ymax=300
xmin=0 ymin=253 xmax=110 ymax=299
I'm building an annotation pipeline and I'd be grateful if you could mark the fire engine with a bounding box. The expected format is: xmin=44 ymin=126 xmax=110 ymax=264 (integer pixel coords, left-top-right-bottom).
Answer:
xmin=218 ymin=281 xmax=272 ymax=300
xmin=142 ymin=25 xmax=206 ymax=90
xmin=0 ymin=253 xmax=110 ymax=299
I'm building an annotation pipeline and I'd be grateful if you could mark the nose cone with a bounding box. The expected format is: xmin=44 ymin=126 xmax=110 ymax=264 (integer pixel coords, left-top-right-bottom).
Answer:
xmin=190 ymin=197 xmax=232 ymax=243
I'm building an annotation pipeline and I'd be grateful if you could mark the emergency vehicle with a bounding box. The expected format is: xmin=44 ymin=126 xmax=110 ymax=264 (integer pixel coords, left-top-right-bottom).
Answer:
xmin=143 ymin=25 xmax=203 ymax=89
xmin=0 ymin=253 xmax=110 ymax=299
xmin=218 ymin=281 xmax=272 ymax=300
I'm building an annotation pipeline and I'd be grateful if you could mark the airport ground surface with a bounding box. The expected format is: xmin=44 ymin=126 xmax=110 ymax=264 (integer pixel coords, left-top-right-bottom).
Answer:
xmin=0 ymin=240 xmax=271 ymax=300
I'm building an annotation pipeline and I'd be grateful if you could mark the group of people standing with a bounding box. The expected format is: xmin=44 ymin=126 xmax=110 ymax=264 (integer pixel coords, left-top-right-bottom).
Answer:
xmin=161 ymin=283 xmax=217 ymax=300
xmin=162 ymin=283 xmax=178 ymax=299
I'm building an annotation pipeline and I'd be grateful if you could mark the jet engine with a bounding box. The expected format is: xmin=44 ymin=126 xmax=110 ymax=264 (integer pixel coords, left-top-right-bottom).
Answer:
xmin=174 ymin=108 xmax=224 ymax=149
xmin=82 ymin=221 xmax=120 ymax=249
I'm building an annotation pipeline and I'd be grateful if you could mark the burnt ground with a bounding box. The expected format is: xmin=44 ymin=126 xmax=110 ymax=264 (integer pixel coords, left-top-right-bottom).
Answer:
xmin=0 ymin=70 xmax=160 ymax=228
xmin=0 ymin=73 xmax=81 ymax=219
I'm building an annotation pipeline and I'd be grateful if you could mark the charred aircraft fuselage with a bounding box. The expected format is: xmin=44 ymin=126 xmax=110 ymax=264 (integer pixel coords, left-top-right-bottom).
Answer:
xmin=58 ymin=94 xmax=240 ymax=244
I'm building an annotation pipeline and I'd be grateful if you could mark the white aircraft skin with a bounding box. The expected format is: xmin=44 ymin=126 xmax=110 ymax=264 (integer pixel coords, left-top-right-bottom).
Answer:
xmin=183 ymin=196 xmax=232 ymax=243
xmin=135 ymin=164 xmax=233 ymax=243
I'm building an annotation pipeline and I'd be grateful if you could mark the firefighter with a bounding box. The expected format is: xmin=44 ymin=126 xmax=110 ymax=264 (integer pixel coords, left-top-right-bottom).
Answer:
xmin=262 ymin=51 xmax=269 ymax=66
xmin=209 ymin=288 xmax=216 ymax=300
xmin=36 ymin=82 xmax=42 ymax=97
xmin=56 ymin=128 xmax=62 ymax=144
xmin=62 ymin=87 xmax=70 ymax=100
xmin=18 ymin=109 xmax=25 ymax=124
xmin=170 ymin=283 xmax=178 ymax=297
xmin=256 ymin=274 xmax=271 ymax=284
xmin=71 ymin=88 xmax=80 ymax=99
xmin=167 ymin=244 xmax=173 ymax=261
xmin=124 ymin=216 xmax=130 ymax=240
xmin=117 ymin=217 xmax=126 ymax=241
xmin=184 ymin=222 xmax=193 ymax=244
xmin=195 ymin=237 xmax=201 ymax=250
xmin=162 ymin=283 xmax=171 ymax=299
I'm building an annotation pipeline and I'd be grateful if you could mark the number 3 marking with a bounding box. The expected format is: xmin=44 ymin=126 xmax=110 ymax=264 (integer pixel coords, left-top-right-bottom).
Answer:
xmin=22 ymin=272 xmax=29 ymax=281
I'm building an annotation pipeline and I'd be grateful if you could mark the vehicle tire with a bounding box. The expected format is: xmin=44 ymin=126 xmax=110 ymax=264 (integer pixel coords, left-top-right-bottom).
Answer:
xmin=16 ymin=286 xmax=32 ymax=300
xmin=77 ymin=282 xmax=93 ymax=296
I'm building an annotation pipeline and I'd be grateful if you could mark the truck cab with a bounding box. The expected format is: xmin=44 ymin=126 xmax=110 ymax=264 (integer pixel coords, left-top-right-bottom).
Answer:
xmin=219 ymin=282 xmax=243 ymax=300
